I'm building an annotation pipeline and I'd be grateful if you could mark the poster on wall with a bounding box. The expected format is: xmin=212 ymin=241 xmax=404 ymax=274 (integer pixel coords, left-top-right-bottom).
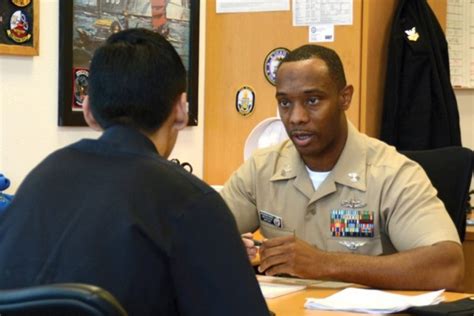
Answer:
xmin=58 ymin=0 xmax=200 ymax=126
xmin=0 ymin=0 xmax=39 ymax=56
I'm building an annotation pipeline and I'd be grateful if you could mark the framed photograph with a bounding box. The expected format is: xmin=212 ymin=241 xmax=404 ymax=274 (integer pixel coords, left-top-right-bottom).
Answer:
xmin=0 ymin=0 xmax=39 ymax=56
xmin=59 ymin=0 xmax=199 ymax=126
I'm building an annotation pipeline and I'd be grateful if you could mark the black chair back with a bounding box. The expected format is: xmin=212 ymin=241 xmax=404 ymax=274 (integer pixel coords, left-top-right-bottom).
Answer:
xmin=401 ymin=146 xmax=473 ymax=241
xmin=0 ymin=283 xmax=128 ymax=316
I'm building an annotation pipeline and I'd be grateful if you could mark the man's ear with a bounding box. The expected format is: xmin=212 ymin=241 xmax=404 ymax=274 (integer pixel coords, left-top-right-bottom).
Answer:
xmin=172 ymin=92 xmax=188 ymax=130
xmin=82 ymin=96 xmax=102 ymax=131
xmin=338 ymin=85 xmax=353 ymax=111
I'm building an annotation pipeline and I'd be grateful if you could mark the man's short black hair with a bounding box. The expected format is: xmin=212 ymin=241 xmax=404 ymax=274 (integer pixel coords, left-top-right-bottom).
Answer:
xmin=279 ymin=44 xmax=347 ymax=90
xmin=88 ymin=28 xmax=186 ymax=132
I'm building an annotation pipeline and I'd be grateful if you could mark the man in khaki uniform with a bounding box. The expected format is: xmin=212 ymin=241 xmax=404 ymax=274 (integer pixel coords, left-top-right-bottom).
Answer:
xmin=221 ymin=44 xmax=464 ymax=291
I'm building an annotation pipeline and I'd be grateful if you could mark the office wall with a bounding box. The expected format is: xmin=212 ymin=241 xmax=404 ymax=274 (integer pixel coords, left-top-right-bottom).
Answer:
xmin=0 ymin=0 xmax=206 ymax=193
xmin=455 ymin=89 xmax=474 ymax=190
xmin=456 ymin=90 xmax=474 ymax=150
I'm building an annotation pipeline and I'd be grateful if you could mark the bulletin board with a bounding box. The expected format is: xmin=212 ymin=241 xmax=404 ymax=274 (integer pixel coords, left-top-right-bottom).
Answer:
xmin=446 ymin=0 xmax=474 ymax=89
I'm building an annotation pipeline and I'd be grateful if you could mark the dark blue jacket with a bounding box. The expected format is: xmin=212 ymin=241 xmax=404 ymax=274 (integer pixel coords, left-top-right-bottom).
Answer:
xmin=381 ymin=0 xmax=461 ymax=150
xmin=0 ymin=126 xmax=269 ymax=315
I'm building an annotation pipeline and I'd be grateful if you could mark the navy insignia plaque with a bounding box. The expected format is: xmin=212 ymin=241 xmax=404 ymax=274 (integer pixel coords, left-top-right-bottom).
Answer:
xmin=263 ymin=47 xmax=289 ymax=86
xmin=235 ymin=85 xmax=255 ymax=116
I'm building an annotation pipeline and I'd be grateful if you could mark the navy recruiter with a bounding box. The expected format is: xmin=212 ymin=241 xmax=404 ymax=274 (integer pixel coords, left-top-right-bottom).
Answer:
xmin=221 ymin=44 xmax=464 ymax=291
xmin=0 ymin=29 xmax=271 ymax=316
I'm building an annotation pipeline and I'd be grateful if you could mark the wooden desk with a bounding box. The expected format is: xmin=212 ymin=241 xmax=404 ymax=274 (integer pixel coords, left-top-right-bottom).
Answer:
xmin=463 ymin=224 xmax=474 ymax=292
xmin=266 ymin=288 xmax=473 ymax=315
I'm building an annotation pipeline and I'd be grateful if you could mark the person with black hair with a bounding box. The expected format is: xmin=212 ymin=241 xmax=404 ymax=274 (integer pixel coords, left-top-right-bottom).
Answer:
xmin=221 ymin=44 xmax=464 ymax=291
xmin=0 ymin=28 xmax=270 ymax=315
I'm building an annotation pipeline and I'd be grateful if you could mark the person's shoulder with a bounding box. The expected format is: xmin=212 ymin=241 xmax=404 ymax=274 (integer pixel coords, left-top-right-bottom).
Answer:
xmin=249 ymin=139 xmax=294 ymax=166
xmin=362 ymin=134 xmax=414 ymax=171
xmin=231 ymin=139 xmax=296 ymax=182
xmin=26 ymin=142 xmax=83 ymax=171
xmin=146 ymin=158 xmax=216 ymax=197
xmin=67 ymin=138 xmax=216 ymax=198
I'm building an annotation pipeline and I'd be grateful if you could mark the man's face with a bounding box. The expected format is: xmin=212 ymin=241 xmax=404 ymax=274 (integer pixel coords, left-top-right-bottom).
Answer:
xmin=275 ymin=58 xmax=350 ymax=167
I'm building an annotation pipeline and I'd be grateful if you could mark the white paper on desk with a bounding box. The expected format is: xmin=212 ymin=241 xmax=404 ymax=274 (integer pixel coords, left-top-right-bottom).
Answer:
xmin=304 ymin=288 xmax=445 ymax=314
xmin=259 ymin=282 xmax=306 ymax=299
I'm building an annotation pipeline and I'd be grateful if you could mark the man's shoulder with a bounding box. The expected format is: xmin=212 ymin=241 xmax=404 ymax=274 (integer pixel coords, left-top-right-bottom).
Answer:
xmin=67 ymin=137 xmax=212 ymax=192
xmin=362 ymin=134 xmax=412 ymax=170
xmin=250 ymin=140 xmax=295 ymax=165
xmin=37 ymin=139 xmax=215 ymax=200
xmin=156 ymin=162 xmax=214 ymax=195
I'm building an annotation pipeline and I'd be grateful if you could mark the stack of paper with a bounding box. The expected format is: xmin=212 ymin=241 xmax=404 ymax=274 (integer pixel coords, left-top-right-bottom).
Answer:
xmin=259 ymin=282 xmax=306 ymax=299
xmin=305 ymin=288 xmax=445 ymax=314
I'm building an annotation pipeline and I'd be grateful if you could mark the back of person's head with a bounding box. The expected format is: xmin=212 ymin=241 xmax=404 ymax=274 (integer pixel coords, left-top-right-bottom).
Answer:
xmin=88 ymin=28 xmax=186 ymax=133
xmin=279 ymin=44 xmax=347 ymax=90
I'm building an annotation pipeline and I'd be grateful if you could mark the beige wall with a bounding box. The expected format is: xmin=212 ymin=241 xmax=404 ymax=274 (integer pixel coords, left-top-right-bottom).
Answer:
xmin=455 ymin=89 xmax=474 ymax=189
xmin=456 ymin=90 xmax=474 ymax=150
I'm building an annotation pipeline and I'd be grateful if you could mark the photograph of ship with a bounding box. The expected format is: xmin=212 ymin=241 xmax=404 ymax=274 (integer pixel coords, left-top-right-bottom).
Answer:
xmin=59 ymin=0 xmax=198 ymax=125
xmin=73 ymin=0 xmax=191 ymax=68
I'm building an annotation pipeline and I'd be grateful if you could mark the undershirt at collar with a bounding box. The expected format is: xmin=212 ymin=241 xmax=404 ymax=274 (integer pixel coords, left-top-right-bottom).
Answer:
xmin=305 ymin=166 xmax=331 ymax=190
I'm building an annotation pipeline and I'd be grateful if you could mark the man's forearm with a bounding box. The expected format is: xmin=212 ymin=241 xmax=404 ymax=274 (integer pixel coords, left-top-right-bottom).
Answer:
xmin=317 ymin=241 xmax=464 ymax=291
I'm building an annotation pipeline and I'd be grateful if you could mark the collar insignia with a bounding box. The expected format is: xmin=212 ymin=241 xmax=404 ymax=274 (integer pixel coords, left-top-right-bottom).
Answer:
xmin=347 ymin=172 xmax=360 ymax=183
xmin=281 ymin=164 xmax=292 ymax=177
xmin=405 ymin=27 xmax=419 ymax=42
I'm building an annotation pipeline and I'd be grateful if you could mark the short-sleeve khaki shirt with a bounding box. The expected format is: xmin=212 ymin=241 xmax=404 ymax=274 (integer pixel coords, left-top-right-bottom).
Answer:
xmin=221 ymin=122 xmax=460 ymax=255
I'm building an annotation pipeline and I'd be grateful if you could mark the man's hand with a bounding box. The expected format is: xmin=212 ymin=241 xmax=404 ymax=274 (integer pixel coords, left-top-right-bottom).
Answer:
xmin=258 ymin=236 xmax=464 ymax=291
xmin=258 ymin=235 xmax=325 ymax=279
xmin=241 ymin=232 xmax=259 ymax=261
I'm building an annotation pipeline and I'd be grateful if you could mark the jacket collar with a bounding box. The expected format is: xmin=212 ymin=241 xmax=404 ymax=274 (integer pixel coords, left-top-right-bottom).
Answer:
xmin=97 ymin=125 xmax=161 ymax=159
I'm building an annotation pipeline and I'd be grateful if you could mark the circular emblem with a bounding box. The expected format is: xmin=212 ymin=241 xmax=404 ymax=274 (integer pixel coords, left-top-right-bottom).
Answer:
xmin=11 ymin=0 xmax=31 ymax=7
xmin=6 ymin=10 xmax=32 ymax=43
xmin=236 ymin=86 xmax=255 ymax=117
xmin=263 ymin=47 xmax=290 ymax=86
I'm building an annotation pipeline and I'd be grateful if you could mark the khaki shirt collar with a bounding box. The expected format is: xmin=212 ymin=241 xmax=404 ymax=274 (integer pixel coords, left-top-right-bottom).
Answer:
xmin=269 ymin=121 xmax=367 ymax=198
xmin=269 ymin=141 xmax=314 ymax=199
xmin=332 ymin=122 xmax=367 ymax=192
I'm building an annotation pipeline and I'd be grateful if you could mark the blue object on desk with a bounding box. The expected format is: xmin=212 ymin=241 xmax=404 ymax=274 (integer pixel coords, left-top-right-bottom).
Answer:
xmin=0 ymin=174 xmax=13 ymax=213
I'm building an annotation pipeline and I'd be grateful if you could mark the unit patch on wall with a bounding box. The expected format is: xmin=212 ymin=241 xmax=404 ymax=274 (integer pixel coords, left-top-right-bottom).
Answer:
xmin=236 ymin=86 xmax=255 ymax=117
xmin=0 ymin=0 xmax=38 ymax=56
xmin=263 ymin=47 xmax=289 ymax=85
xmin=73 ymin=68 xmax=89 ymax=111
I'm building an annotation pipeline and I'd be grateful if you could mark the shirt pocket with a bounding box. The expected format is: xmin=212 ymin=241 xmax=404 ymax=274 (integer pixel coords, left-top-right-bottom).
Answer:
xmin=260 ymin=221 xmax=295 ymax=239
xmin=325 ymin=237 xmax=383 ymax=255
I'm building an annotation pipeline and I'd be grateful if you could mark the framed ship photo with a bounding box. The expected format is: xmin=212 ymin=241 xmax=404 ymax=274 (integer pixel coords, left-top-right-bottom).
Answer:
xmin=0 ymin=0 xmax=39 ymax=56
xmin=58 ymin=0 xmax=199 ymax=126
